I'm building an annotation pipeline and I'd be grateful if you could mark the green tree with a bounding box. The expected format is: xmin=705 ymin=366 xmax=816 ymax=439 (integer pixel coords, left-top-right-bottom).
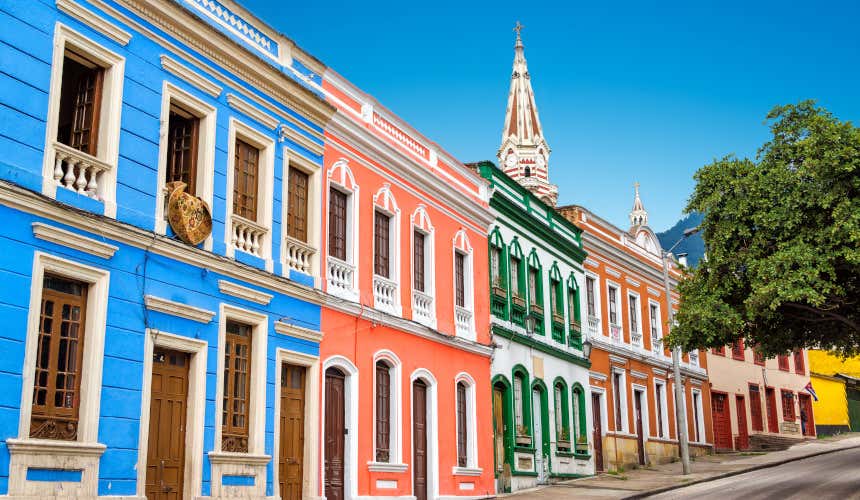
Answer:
xmin=670 ymin=101 xmax=860 ymax=356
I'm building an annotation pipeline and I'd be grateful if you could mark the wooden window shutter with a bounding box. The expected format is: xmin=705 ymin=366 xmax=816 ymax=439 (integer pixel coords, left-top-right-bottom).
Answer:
xmin=375 ymin=362 xmax=391 ymax=462
xmin=222 ymin=320 xmax=252 ymax=452
xmin=456 ymin=382 xmax=468 ymax=467
xmin=287 ymin=168 xmax=309 ymax=241
xmin=166 ymin=106 xmax=199 ymax=195
xmin=57 ymin=51 xmax=104 ymax=156
xmin=30 ymin=275 xmax=88 ymax=440
xmin=328 ymin=188 xmax=347 ymax=261
xmin=233 ymin=139 xmax=259 ymax=221
xmin=455 ymin=252 xmax=465 ymax=307
xmin=374 ymin=211 xmax=390 ymax=278
xmin=413 ymin=231 xmax=425 ymax=292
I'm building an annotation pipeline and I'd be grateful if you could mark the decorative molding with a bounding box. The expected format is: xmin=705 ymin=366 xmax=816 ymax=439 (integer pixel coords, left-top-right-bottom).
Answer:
xmin=626 ymin=277 xmax=641 ymax=288
xmin=630 ymin=370 xmax=648 ymax=380
xmin=589 ymin=335 xmax=708 ymax=380
xmin=367 ymin=462 xmax=408 ymax=473
xmin=690 ymin=379 xmax=702 ymax=386
xmin=605 ymin=266 xmax=622 ymax=278
xmin=609 ymin=354 xmax=627 ymax=365
xmin=144 ymin=295 xmax=215 ymax=323
xmin=647 ymin=287 xmax=661 ymax=297
xmin=589 ymin=371 xmax=607 ymax=382
xmin=451 ymin=466 xmax=483 ymax=476
xmin=652 ymin=368 xmax=667 ymax=377
xmin=56 ymin=0 xmax=132 ymax=46
xmin=181 ymin=0 xmax=278 ymax=60
xmin=207 ymin=451 xmax=271 ymax=465
xmin=274 ymin=320 xmax=323 ymax=343
xmin=280 ymin=123 xmax=324 ymax=156
xmin=491 ymin=324 xmax=591 ymax=368
xmin=218 ymin=279 xmax=273 ymax=305
xmin=584 ymin=257 xmax=599 ymax=268
xmin=32 ymin=222 xmax=118 ymax=259
xmin=6 ymin=438 xmax=106 ymax=456
xmin=160 ymin=55 xmax=222 ymax=97
xmin=227 ymin=93 xmax=278 ymax=129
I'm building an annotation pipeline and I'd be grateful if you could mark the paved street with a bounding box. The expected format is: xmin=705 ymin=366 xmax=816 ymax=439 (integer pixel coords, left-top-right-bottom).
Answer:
xmin=650 ymin=446 xmax=860 ymax=499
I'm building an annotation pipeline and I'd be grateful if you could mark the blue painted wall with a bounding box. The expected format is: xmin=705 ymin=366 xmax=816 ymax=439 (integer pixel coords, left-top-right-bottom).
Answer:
xmin=0 ymin=0 xmax=327 ymax=496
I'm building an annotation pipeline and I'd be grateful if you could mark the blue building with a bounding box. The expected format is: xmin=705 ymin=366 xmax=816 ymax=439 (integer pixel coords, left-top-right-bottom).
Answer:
xmin=0 ymin=0 xmax=335 ymax=498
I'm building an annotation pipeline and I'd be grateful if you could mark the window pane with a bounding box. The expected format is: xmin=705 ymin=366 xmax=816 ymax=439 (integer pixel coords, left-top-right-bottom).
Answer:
xmin=233 ymin=139 xmax=259 ymax=221
xmin=375 ymin=362 xmax=391 ymax=462
xmin=374 ymin=211 xmax=390 ymax=278
xmin=287 ymin=168 xmax=309 ymax=241
xmin=328 ymin=188 xmax=348 ymax=261
xmin=166 ymin=106 xmax=199 ymax=195
xmin=414 ymin=231 xmax=425 ymax=292
xmin=57 ymin=51 xmax=103 ymax=156
xmin=455 ymin=252 xmax=465 ymax=307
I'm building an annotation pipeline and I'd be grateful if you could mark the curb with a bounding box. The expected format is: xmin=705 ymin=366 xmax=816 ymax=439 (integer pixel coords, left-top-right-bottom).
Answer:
xmin=621 ymin=444 xmax=860 ymax=499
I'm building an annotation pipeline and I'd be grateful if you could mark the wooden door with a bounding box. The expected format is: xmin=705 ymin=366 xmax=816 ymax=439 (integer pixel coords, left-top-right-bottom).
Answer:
xmin=634 ymin=391 xmax=645 ymax=465
xmin=735 ymin=395 xmax=749 ymax=450
xmin=749 ymin=385 xmax=764 ymax=432
xmin=324 ymin=368 xmax=346 ymax=500
xmin=492 ymin=386 xmax=505 ymax=473
xmin=765 ymin=388 xmax=779 ymax=433
xmin=798 ymin=394 xmax=815 ymax=436
xmin=413 ymin=380 xmax=428 ymax=500
xmin=591 ymin=394 xmax=604 ymax=471
xmin=146 ymin=348 xmax=189 ymax=500
xmin=711 ymin=392 xmax=732 ymax=450
xmin=279 ymin=364 xmax=306 ymax=500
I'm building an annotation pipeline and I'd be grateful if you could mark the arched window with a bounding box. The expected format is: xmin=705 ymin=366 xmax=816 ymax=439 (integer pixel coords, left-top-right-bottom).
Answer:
xmin=512 ymin=367 xmax=531 ymax=446
xmin=527 ymin=250 xmax=544 ymax=335
xmin=549 ymin=264 xmax=564 ymax=343
xmin=509 ymin=239 xmax=526 ymax=327
xmin=568 ymin=274 xmax=583 ymax=349
xmin=553 ymin=379 xmax=571 ymax=451
xmin=375 ymin=360 xmax=392 ymax=462
xmin=524 ymin=166 xmax=531 ymax=177
xmin=489 ymin=227 xmax=508 ymax=320
xmin=456 ymin=381 xmax=468 ymax=467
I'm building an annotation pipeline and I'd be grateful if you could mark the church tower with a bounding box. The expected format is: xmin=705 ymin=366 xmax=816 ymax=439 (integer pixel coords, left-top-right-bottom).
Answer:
xmin=629 ymin=182 xmax=648 ymax=229
xmin=497 ymin=22 xmax=558 ymax=206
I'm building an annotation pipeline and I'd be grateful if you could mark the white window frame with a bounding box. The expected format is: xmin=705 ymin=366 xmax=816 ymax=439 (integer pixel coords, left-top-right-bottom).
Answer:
xmin=606 ymin=281 xmax=622 ymax=342
xmin=372 ymin=184 xmax=401 ymax=316
xmin=325 ymin=159 xmax=360 ymax=301
xmin=452 ymin=372 xmax=481 ymax=475
xmin=452 ymin=231 xmax=475 ymax=340
xmin=611 ymin=367 xmax=629 ymax=433
xmin=648 ymin=300 xmax=663 ymax=353
xmin=7 ymin=252 xmax=110 ymax=498
xmin=154 ymin=81 xmax=216 ymax=247
xmin=41 ymin=23 xmax=125 ymax=217
xmin=410 ymin=206 xmax=436 ymax=328
xmin=670 ymin=381 xmax=688 ymax=440
xmin=322 ymin=356 xmax=360 ymax=499
xmin=410 ymin=369 xmax=439 ymax=500
xmin=627 ymin=291 xmax=643 ymax=348
xmin=281 ymin=148 xmax=321 ymax=280
xmin=653 ymin=379 xmax=670 ymax=439
xmin=691 ymin=388 xmax=705 ymax=443
xmin=369 ymin=350 xmax=406 ymax=471
xmin=632 ymin=384 xmax=650 ymax=442
xmin=589 ymin=386 xmax=608 ymax=438
xmin=585 ymin=272 xmax=602 ymax=337
xmin=224 ymin=118 xmax=275 ymax=270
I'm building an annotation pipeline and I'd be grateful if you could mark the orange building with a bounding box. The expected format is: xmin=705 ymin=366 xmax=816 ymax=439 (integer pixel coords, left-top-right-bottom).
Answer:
xmin=315 ymin=70 xmax=496 ymax=499
xmin=558 ymin=188 xmax=714 ymax=470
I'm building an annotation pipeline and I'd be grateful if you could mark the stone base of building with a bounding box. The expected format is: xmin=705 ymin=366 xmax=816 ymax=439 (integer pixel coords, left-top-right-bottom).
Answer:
xmin=815 ymin=424 xmax=851 ymax=436
xmin=601 ymin=435 xmax=713 ymax=470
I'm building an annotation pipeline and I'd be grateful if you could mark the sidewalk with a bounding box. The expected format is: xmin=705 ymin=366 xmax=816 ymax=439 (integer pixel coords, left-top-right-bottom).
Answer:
xmin=502 ymin=433 xmax=860 ymax=499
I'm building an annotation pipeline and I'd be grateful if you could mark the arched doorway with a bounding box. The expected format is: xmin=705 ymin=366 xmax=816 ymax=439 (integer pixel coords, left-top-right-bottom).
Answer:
xmin=324 ymin=367 xmax=346 ymax=500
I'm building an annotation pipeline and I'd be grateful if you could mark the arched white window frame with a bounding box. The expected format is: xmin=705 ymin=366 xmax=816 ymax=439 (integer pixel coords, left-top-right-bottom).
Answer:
xmin=410 ymin=205 xmax=436 ymax=328
xmin=452 ymin=229 xmax=475 ymax=340
xmin=410 ymin=368 xmax=439 ymax=500
xmin=453 ymin=372 xmax=482 ymax=475
xmin=322 ymin=355 xmax=359 ymax=499
xmin=281 ymin=147 xmax=322 ymax=280
xmin=325 ymin=158 xmax=359 ymax=301
xmin=369 ymin=350 xmax=407 ymax=471
xmin=373 ymin=183 xmax=402 ymax=316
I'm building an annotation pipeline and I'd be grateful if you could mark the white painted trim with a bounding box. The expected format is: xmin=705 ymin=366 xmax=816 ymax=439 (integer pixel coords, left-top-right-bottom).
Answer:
xmin=153 ymin=80 xmax=217 ymax=246
xmin=589 ymin=386 xmax=608 ymax=438
xmin=452 ymin=230 xmax=475 ymax=340
xmin=271 ymin=348 xmax=320 ymax=500
xmin=218 ymin=279 xmax=274 ymax=305
xmin=372 ymin=350 xmax=404 ymax=467
xmin=410 ymin=205 xmax=436 ymax=328
xmin=653 ymin=378 xmax=670 ymax=439
xmin=629 ymin=370 xmax=648 ymax=380
xmin=42 ymin=23 xmax=125 ymax=218
xmin=691 ymin=388 xmax=706 ymax=443
xmin=409 ymin=368 xmax=439 ymax=500
xmin=135 ymin=329 xmax=207 ymax=500
xmin=227 ymin=93 xmax=279 ymax=129
xmin=325 ymin=159 xmax=361 ymax=301
xmin=322 ymin=356 xmax=360 ymax=500
xmin=454 ymin=371 xmax=479 ymax=470
xmin=451 ymin=467 xmax=483 ymax=476
xmin=32 ymin=222 xmax=118 ymax=259
xmin=627 ymin=290 xmax=643 ymax=349
xmin=274 ymin=320 xmax=323 ymax=343
xmin=631 ymin=384 xmax=650 ymax=446
xmin=367 ymin=462 xmax=409 ymax=473
xmin=608 ymin=354 xmax=627 ymax=365
xmin=143 ymin=294 xmax=216 ymax=323
xmin=281 ymin=147 xmax=322 ymax=282
xmin=610 ymin=368 xmax=629 ymax=433
xmin=56 ymin=0 xmax=131 ymax=45
xmin=589 ymin=371 xmax=607 ymax=382
xmin=160 ymin=54 xmax=222 ymax=97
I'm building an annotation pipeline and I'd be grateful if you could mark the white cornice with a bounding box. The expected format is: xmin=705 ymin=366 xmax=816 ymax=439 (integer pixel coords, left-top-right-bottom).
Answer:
xmin=589 ymin=371 xmax=607 ymax=382
xmin=1 ymin=182 xmax=323 ymax=307
xmin=32 ymin=222 xmax=118 ymax=259
xmin=367 ymin=462 xmax=409 ymax=473
xmin=218 ymin=279 xmax=274 ymax=305
xmin=583 ymin=235 xmax=679 ymax=291
xmin=630 ymin=370 xmax=648 ymax=380
xmin=591 ymin=336 xmax=707 ymax=380
xmin=227 ymin=93 xmax=278 ymax=129
xmin=652 ymin=368 xmax=667 ymax=377
xmin=323 ymin=296 xmax=493 ymax=357
xmin=609 ymin=354 xmax=627 ymax=365
xmin=56 ymin=0 xmax=132 ymax=46
xmin=144 ymin=294 xmax=215 ymax=323
xmin=274 ymin=320 xmax=323 ymax=343
xmin=280 ymin=123 xmax=324 ymax=157
xmin=160 ymin=55 xmax=222 ymax=97
xmin=584 ymin=257 xmax=599 ymax=268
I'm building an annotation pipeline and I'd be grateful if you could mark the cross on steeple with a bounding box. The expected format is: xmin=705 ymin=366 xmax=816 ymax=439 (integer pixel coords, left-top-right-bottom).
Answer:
xmin=514 ymin=21 xmax=524 ymax=40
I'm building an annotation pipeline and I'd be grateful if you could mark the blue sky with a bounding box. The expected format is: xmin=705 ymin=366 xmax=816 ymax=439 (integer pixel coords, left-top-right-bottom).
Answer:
xmin=243 ymin=0 xmax=860 ymax=231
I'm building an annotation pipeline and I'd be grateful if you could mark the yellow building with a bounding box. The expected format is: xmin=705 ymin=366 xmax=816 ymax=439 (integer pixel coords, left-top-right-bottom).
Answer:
xmin=808 ymin=351 xmax=860 ymax=435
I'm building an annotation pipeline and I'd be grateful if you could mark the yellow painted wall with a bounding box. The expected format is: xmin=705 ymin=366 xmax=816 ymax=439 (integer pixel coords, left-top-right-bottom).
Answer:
xmin=810 ymin=374 xmax=849 ymax=427
xmin=808 ymin=350 xmax=860 ymax=377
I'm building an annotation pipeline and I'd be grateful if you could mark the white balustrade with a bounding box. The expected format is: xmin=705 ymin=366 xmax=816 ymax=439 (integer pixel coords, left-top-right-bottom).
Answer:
xmin=284 ymin=236 xmax=315 ymax=274
xmin=52 ymin=141 xmax=111 ymax=200
xmin=689 ymin=350 xmax=699 ymax=367
xmin=455 ymin=306 xmax=473 ymax=337
xmin=610 ymin=324 xmax=622 ymax=342
xmin=327 ymin=257 xmax=355 ymax=295
xmin=412 ymin=290 xmax=434 ymax=324
xmin=651 ymin=335 xmax=663 ymax=354
xmin=587 ymin=315 xmax=599 ymax=335
xmin=631 ymin=329 xmax=642 ymax=346
xmin=373 ymin=275 xmax=398 ymax=312
xmin=231 ymin=215 xmax=267 ymax=258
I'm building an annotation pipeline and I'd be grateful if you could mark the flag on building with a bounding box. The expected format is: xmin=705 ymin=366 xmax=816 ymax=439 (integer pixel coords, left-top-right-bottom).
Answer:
xmin=804 ymin=381 xmax=819 ymax=401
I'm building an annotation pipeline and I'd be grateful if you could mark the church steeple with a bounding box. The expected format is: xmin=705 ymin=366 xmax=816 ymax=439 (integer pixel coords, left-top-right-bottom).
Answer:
xmin=629 ymin=182 xmax=649 ymax=228
xmin=497 ymin=22 xmax=558 ymax=206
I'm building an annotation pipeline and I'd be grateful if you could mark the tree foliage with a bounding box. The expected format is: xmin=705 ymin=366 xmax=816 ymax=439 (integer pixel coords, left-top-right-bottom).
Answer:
xmin=670 ymin=101 xmax=860 ymax=356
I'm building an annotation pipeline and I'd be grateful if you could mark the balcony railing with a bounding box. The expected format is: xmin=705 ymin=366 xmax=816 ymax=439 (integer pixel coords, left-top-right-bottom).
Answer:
xmin=231 ymin=215 xmax=267 ymax=258
xmin=412 ymin=290 xmax=434 ymax=325
xmin=651 ymin=335 xmax=663 ymax=354
xmin=52 ymin=141 xmax=112 ymax=200
xmin=631 ymin=328 xmax=642 ymax=346
xmin=609 ymin=324 xmax=622 ymax=342
xmin=587 ymin=315 xmax=599 ymax=336
xmin=455 ymin=306 xmax=473 ymax=337
xmin=373 ymin=274 xmax=398 ymax=313
xmin=327 ymin=257 xmax=355 ymax=297
xmin=284 ymin=236 xmax=315 ymax=275
xmin=689 ymin=350 xmax=699 ymax=367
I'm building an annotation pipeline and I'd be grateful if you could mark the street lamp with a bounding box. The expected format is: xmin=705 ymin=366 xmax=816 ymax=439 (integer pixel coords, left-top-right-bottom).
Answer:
xmin=581 ymin=338 xmax=593 ymax=360
xmin=524 ymin=313 xmax=536 ymax=335
xmin=662 ymin=226 xmax=698 ymax=476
